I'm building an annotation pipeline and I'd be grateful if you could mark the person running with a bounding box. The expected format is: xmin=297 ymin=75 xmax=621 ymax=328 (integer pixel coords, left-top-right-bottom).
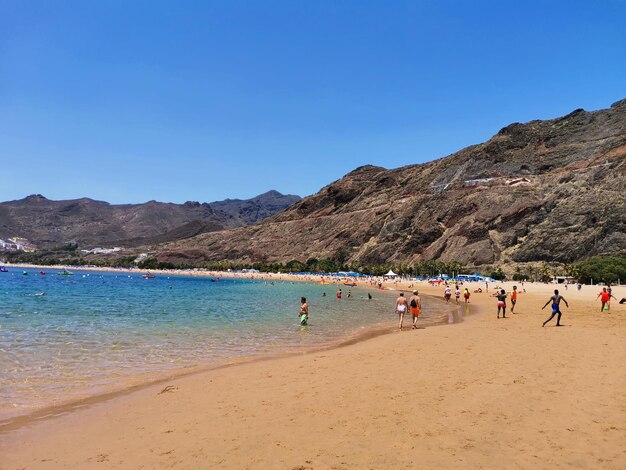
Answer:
xmin=395 ymin=292 xmax=409 ymax=330
xmin=409 ymin=290 xmax=421 ymax=329
xmin=444 ymin=286 xmax=452 ymax=303
xmin=463 ymin=288 xmax=471 ymax=303
xmin=542 ymin=289 xmax=569 ymax=327
xmin=596 ymin=287 xmax=616 ymax=312
xmin=299 ymin=297 xmax=309 ymax=325
xmin=454 ymin=287 xmax=461 ymax=304
xmin=493 ymin=289 xmax=508 ymax=318
xmin=510 ymin=285 xmax=519 ymax=313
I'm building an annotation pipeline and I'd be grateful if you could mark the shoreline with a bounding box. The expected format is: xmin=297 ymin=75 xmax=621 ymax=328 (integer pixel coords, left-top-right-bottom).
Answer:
xmin=0 ymin=312 xmax=435 ymax=434
xmin=1 ymin=271 xmax=458 ymax=431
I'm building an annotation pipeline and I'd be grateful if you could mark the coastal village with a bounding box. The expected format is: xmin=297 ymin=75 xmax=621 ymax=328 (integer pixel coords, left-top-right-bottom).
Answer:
xmin=0 ymin=237 xmax=37 ymax=252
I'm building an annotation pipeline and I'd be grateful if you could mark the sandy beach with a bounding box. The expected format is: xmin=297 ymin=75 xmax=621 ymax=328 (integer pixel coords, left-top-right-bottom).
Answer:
xmin=1 ymin=278 xmax=625 ymax=469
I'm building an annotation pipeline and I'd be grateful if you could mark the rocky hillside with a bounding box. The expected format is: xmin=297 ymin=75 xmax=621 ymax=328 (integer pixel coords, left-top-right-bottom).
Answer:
xmin=158 ymin=98 xmax=626 ymax=267
xmin=0 ymin=191 xmax=300 ymax=249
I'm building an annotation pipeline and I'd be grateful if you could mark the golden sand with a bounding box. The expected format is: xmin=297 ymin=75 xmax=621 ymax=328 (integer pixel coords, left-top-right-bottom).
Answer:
xmin=1 ymin=277 xmax=625 ymax=469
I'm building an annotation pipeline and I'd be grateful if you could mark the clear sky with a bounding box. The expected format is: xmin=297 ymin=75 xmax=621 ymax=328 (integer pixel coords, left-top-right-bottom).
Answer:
xmin=1 ymin=0 xmax=624 ymax=204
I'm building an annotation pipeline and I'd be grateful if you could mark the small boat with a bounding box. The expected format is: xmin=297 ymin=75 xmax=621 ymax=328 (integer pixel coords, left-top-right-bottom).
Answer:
xmin=22 ymin=271 xmax=28 ymax=275
xmin=142 ymin=274 xmax=156 ymax=279
xmin=57 ymin=270 xmax=73 ymax=276
xmin=40 ymin=271 xmax=46 ymax=275
xmin=0 ymin=266 xmax=8 ymax=272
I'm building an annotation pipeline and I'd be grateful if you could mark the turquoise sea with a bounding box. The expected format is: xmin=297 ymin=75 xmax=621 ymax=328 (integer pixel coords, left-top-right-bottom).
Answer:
xmin=0 ymin=267 xmax=451 ymax=421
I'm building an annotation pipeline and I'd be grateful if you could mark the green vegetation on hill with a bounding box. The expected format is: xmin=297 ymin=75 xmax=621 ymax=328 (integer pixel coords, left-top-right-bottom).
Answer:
xmin=573 ymin=256 xmax=626 ymax=284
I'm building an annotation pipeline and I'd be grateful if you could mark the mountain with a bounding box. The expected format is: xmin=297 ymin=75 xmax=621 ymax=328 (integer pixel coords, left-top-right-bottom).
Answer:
xmin=210 ymin=190 xmax=301 ymax=226
xmin=158 ymin=98 xmax=626 ymax=267
xmin=0 ymin=191 xmax=300 ymax=249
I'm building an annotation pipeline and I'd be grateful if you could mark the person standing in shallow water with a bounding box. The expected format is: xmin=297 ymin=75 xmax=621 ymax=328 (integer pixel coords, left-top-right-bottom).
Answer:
xmin=542 ymin=289 xmax=569 ymax=327
xmin=299 ymin=297 xmax=309 ymax=325
xmin=395 ymin=292 xmax=408 ymax=330
xmin=494 ymin=289 xmax=508 ymax=318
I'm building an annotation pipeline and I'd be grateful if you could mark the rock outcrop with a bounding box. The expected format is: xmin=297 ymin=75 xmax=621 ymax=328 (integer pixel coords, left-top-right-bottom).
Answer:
xmin=159 ymin=99 xmax=626 ymax=266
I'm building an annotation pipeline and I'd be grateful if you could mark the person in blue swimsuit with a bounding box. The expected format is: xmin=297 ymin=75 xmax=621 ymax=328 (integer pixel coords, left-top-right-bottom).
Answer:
xmin=542 ymin=289 xmax=569 ymax=327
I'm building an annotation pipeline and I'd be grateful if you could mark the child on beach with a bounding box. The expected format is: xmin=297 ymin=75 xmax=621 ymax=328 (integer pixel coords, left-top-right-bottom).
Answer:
xmin=454 ymin=287 xmax=461 ymax=304
xmin=444 ymin=286 xmax=452 ymax=303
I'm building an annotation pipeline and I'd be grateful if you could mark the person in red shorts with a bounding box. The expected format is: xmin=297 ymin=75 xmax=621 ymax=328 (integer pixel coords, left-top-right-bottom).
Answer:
xmin=408 ymin=290 xmax=422 ymax=329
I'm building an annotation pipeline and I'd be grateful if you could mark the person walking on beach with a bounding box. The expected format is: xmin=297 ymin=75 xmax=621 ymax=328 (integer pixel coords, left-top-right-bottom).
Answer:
xmin=444 ymin=286 xmax=452 ymax=303
xmin=409 ymin=290 xmax=421 ymax=329
xmin=494 ymin=289 xmax=508 ymax=318
xmin=454 ymin=286 xmax=461 ymax=304
xmin=463 ymin=288 xmax=471 ymax=303
xmin=542 ymin=289 xmax=569 ymax=327
xmin=596 ymin=287 xmax=616 ymax=312
xmin=299 ymin=297 xmax=309 ymax=325
xmin=395 ymin=292 xmax=409 ymax=330
xmin=510 ymin=285 xmax=518 ymax=313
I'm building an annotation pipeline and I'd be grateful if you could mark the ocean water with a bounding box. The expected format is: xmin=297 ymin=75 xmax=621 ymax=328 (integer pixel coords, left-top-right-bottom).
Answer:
xmin=0 ymin=268 xmax=450 ymax=421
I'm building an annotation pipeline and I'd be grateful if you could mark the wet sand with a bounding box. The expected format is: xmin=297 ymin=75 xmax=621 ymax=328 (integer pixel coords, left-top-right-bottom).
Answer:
xmin=1 ymin=280 xmax=625 ymax=469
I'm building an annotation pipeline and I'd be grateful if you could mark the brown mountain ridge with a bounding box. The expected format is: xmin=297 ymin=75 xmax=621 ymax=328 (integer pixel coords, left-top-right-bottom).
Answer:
xmin=158 ymin=98 xmax=626 ymax=267
xmin=0 ymin=191 xmax=300 ymax=249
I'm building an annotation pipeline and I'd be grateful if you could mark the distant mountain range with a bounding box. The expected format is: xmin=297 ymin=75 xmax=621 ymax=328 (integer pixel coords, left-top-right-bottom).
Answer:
xmin=0 ymin=191 xmax=300 ymax=249
xmin=158 ymin=98 xmax=626 ymax=267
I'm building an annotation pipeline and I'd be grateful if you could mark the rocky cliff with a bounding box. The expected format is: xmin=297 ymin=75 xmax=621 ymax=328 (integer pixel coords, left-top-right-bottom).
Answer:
xmin=159 ymin=98 xmax=626 ymax=267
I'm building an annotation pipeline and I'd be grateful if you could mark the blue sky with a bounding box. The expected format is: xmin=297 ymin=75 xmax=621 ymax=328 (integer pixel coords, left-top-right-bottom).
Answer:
xmin=1 ymin=0 xmax=624 ymax=204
